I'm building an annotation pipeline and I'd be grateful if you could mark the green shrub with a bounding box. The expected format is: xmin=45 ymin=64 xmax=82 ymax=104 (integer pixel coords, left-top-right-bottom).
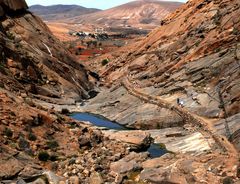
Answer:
xmin=101 ymin=59 xmax=109 ymax=66
xmin=61 ymin=108 xmax=70 ymax=115
xmin=38 ymin=151 xmax=50 ymax=162
xmin=222 ymin=177 xmax=234 ymax=184
xmin=28 ymin=132 xmax=37 ymax=141
xmin=46 ymin=140 xmax=59 ymax=149
xmin=0 ymin=63 xmax=5 ymax=73
xmin=3 ymin=128 xmax=13 ymax=138
xmin=49 ymin=154 xmax=58 ymax=161
xmin=7 ymin=32 xmax=15 ymax=40
xmin=56 ymin=114 xmax=65 ymax=122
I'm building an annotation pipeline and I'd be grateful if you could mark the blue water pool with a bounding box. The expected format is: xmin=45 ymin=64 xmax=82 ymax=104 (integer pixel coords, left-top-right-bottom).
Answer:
xmin=147 ymin=143 xmax=168 ymax=158
xmin=70 ymin=112 xmax=126 ymax=130
xmin=70 ymin=112 xmax=167 ymax=158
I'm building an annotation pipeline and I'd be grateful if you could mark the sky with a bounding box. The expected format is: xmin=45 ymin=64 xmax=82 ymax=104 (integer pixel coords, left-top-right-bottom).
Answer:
xmin=26 ymin=0 xmax=187 ymax=10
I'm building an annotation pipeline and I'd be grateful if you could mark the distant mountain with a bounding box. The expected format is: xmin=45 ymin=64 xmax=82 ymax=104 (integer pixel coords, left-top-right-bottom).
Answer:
xmin=29 ymin=4 xmax=101 ymax=21
xmin=67 ymin=0 xmax=183 ymax=29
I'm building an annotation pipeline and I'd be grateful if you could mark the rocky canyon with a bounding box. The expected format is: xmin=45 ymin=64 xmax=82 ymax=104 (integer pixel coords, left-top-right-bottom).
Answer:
xmin=0 ymin=0 xmax=239 ymax=183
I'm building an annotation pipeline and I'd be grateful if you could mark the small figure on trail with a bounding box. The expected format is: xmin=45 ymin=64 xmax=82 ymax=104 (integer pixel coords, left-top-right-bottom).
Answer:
xmin=177 ymin=98 xmax=184 ymax=107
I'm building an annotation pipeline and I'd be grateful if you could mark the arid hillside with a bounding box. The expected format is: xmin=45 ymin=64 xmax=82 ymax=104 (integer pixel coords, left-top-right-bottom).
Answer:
xmin=29 ymin=4 xmax=101 ymax=22
xmin=67 ymin=0 xmax=183 ymax=29
xmin=91 ymin=0 xmax=240 ymax=147
xmin=100 ymin=0 xmax=240 ymax=116
xmin=0 ymin=0 xmax=98 ymax=104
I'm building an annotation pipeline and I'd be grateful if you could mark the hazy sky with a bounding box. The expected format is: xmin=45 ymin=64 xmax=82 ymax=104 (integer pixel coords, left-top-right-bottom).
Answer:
xmin=26 ymin=0 xmax=187 ymax=9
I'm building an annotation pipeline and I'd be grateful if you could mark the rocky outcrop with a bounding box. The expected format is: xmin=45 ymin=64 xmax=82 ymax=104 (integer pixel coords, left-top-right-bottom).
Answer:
xmin=0 ymin=0 xmax=94 ymax=102
xmin=0 ymin=0 xmax=28 ymax=16
xmin=2 ymin=0 xmax=28 ymax=10
xmin=103 ymin=130 xmax=153 ymax=151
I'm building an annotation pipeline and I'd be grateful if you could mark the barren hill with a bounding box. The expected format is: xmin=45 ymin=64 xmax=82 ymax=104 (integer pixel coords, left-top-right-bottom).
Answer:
xmin=29 ymin=4 xmax=101 ymax=21
xmin=68 ymin=0 xmax=183 ymax=29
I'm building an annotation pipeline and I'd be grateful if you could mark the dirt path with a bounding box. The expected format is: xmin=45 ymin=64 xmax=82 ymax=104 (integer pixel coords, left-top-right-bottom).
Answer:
xmin=122 ymin=77 xmax=238 ymax=159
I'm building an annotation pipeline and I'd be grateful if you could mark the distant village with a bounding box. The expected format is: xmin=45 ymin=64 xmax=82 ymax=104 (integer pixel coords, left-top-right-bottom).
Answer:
xmin=68 ymin=28 xmax=127 ymax=41
xmin=68 ymin=27 xmax=149 ymax=41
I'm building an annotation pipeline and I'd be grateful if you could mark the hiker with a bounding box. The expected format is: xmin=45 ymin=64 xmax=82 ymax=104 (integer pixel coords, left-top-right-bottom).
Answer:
xmin=177 ymin=98 xmax=184 ymax=107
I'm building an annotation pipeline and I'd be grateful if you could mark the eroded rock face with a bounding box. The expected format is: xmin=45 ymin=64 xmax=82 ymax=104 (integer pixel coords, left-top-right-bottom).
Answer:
xmin=0 ymin=0 xmax=28 ymax=16
xmin=231 ymin=129 xmax=240 ymax=151
xmin=2 ymin=0 xmax=28 ymax=10
xmin=0 ymin=0 xmax=94 ymax=101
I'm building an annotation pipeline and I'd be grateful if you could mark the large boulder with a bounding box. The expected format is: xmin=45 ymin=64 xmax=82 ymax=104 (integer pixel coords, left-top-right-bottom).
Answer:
xmin=110 ymin=152 xmax=148 ymax=174
xmin=103 ymin=130 xmax=153 ymax=151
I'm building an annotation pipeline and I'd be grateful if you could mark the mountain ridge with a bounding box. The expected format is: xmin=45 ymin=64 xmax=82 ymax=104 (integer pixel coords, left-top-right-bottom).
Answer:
xmin=68 ymin=0 xmax=183 ymax=28
xmin=29 ymin=4 xmax=101 ymax=21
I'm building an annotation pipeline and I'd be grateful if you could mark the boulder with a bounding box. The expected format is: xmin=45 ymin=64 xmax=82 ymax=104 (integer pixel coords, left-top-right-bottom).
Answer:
xmin=140 ymin=167 xmax=188 ymax=184
xmin=103 ymin=130 xmax=153 ymax=151
xmin=110 ymin=152 xmax=148 ymax=174
xmin=78 ymin=128 xmax=103 ymax=149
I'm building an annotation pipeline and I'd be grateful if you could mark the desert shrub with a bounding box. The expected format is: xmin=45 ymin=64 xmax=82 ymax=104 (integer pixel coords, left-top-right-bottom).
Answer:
xmin=49 ymin=154 xmax=58 ymax=161
xmin=28 ymin=132 xmax=37 ymax=141
xmin=232 ymin=27 xmax=239 ymax=35
xmin=7 ymin=32 xmax=15 ymax=40
xmin=0 ymin=82 xmax=4 ymax=88
xmin=18 ymin=137 xmax=30 ymax=150
xmin=46 ymin=140 xmax=59 ymax=149
xmin=38 ymin=151 xmax=50 ymax=161
xmin=56 ymin=114 xmax=65 ymax=122
xmin=0 ymin=63 xmax=5 ymax=74
xmin=101 ymin=59 xmax=109 ymax=66
xmin=222 ymin=177 xmax=234 ymax=184
xmin=61 ymin=108 xmax=70 ymax=115
xmin=3 ymin=128 xmax=13 ymax=138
